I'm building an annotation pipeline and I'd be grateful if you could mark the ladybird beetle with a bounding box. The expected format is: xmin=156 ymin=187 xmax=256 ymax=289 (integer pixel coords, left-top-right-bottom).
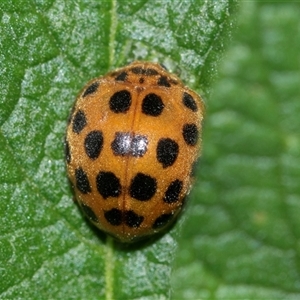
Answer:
xmin=65 ymin=61 xmax=204 ymax=242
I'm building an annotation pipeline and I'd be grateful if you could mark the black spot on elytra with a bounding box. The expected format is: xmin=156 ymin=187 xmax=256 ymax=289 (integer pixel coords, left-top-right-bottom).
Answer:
xmin=131 ymin=67 xmax=143 ymax=74
xmin=84 ymin=130 xmax=103 ymax=159
xmin=131 ymin=67 xmax=159 ymax=76
xmin=156 ymin=138 xmax=179 ymax=168
xmin=104 ymin=209 xmax=144 ymax=228
xmin=157 ymin=76 xmax=171 ymax=87
xmin=65 ymin=138 xmax=71 ymax=164
xmin=124 ymin=210 xmax=144 ymax=228
xmin=81 ymin=203 xmax=99 ymax=223
xmin=96 ymin=171 xmax=121 ymax=199
xmin=152 ymin=213 xmax=174 ymax=229
xmin=111 ymin=132 xmax=148 ymax=157
xmin=109 ymin=90 xmax=132 ymax=113
xmin=72 ymin=110 xmax=87 ymax=134
xmin=183 ymin=92 xmax=198 ymax=112
xmin=104 ymin=208 xmax=122 ymax=226
xmin=139 ymin=77 xmax=144 ymax=84
xmin=82 ymin=81 xmax=99 ymax=97
xmin=115 ymin=71 xmax=128 ymax=81
xmin=142 ymin=93 xmax=164 ymax=116
xmin=182 ymin=123 xmax=198 ymax=146
xmin=163 ymin=179 xmax=183 ymax=203
xmin=75 ymin=167 xmax=91 ymax=194
xmin=130 ymin=173 xmax=157 ymax=201
xmin=145 ymin=68 xmax=159 ymax=75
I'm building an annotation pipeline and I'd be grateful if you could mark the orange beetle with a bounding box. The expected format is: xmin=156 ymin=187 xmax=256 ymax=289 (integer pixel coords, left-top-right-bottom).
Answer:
xmin=65 ymin=61 xmax=204 ymax=242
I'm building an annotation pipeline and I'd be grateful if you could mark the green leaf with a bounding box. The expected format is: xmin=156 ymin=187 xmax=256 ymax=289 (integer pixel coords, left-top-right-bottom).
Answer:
xmin=0 ymin=1 xmax=235 ymax=299
xmin=172 ymin=2 xmax=300 ymax=299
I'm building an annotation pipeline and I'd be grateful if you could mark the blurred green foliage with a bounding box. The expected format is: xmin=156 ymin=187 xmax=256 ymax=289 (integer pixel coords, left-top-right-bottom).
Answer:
xmin=173 ymin=2 xmax=300 ymax=299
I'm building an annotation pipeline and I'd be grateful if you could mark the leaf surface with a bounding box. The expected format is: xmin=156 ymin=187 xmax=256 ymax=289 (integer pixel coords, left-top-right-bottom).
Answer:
xmin=0 ymin=1 xmax=235 ymax=299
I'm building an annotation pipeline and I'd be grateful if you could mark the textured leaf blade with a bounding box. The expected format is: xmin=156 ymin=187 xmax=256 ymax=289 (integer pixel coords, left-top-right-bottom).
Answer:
xmin=0 ymin=1 xmax=236 ymax=298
